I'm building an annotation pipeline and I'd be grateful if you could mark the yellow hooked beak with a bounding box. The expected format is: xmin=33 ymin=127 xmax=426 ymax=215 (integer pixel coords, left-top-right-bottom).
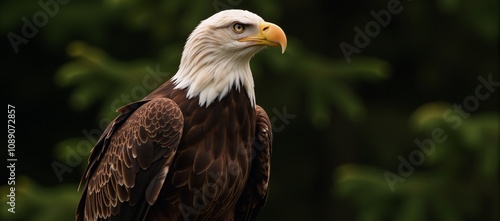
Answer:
xmin=239 ymin=21 xmax=287 ymax=54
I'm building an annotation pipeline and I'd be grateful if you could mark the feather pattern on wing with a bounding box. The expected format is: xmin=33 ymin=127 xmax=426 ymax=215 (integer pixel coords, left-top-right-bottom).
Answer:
xmin=76 ymin=98 xmax=183 ymax=221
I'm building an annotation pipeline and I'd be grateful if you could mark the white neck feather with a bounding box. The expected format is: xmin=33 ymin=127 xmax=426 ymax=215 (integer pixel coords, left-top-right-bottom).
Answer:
xmin=171 ymin=26 xmax=256 ymax=107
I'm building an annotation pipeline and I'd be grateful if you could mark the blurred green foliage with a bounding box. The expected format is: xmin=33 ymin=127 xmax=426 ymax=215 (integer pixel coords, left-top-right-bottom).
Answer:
xmin=335 ymin=109 xmax=498 ymax=221
xmin=1 ymin=0 xmax=497 ymax=220
xmin=1 ymin=177 xmax=80 ymax=221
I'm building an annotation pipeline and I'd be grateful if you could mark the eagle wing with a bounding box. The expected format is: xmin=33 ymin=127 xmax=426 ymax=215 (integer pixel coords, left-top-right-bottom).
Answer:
xmin=235 ymin=105 xmax=273 ymax=221
xmin=76 ymin=98 xmax=184 ymax=221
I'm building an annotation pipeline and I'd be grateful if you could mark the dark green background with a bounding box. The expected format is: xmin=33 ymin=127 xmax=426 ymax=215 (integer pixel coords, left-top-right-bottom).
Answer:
xmin=1 ymin=0 xmax=498 ymax=220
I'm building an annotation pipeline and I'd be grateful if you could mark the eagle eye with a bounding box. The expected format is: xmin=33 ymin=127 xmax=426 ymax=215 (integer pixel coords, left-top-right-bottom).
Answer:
xmin=232 ymin=23 xmax=246 ymax=33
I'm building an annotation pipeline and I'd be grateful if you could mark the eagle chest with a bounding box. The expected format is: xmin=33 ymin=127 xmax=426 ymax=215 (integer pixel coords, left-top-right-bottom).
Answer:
xmin=165 ymin=89 xmax=256 ymax=216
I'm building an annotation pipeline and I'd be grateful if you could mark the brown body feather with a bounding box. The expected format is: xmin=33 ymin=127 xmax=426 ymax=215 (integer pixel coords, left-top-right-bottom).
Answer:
xmin=76 ymin=80 xmax=272 ymax=221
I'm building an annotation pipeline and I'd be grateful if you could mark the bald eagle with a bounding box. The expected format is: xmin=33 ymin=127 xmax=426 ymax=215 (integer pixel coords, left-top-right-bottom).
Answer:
xmin=76 ymin=9 xmax=286 ymax=221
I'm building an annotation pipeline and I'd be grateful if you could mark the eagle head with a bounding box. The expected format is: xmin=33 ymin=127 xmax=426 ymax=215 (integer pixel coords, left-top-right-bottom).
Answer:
xmin=172 ymin=9 xmax=287 ymax=107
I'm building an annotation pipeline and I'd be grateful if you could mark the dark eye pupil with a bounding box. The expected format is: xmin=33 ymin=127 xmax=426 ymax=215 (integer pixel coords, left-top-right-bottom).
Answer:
xmin=234 ymin=23 xmax=244 ymax=32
